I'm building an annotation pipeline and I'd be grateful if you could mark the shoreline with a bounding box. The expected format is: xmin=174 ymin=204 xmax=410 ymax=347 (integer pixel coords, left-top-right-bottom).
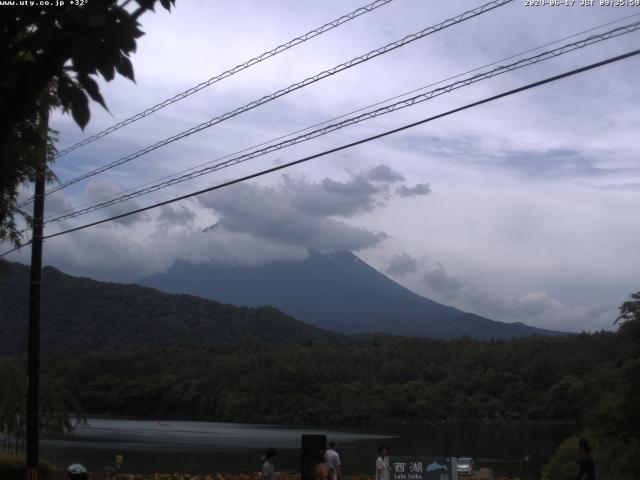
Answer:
xmin=80 ymin=413 xmax=580 ymax=430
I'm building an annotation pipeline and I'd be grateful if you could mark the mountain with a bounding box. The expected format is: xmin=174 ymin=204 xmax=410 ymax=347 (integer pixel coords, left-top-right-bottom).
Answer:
xmin=140 ymin=250 xmax=561 ymax=339
xmin=0 ymin=261 xmax=347 ymax=356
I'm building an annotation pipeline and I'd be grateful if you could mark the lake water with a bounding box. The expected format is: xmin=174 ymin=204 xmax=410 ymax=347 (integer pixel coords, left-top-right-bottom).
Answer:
xmin=41 ymin=418 xmax=575 ymax=478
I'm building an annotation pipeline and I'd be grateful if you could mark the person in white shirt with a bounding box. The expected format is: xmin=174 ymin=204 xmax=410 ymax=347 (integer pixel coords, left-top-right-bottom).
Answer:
xmin=325 ymin=441 xmax=342 ymax=480
xmin=261 ymin=448 xmax=277 ymax=480
xmin=376 ymin=445 xmax=390 ymax=480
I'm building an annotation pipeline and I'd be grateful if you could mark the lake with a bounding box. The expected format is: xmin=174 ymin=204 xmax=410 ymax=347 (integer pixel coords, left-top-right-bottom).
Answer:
xmin=41 ymin=418 xmax=575 ymax=478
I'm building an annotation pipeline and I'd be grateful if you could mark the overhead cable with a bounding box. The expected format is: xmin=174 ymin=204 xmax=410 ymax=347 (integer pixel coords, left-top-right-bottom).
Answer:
xmin=53 ymin=0 xmax=397 ymax=160
xmin=1 ymin=46 xmax=634 ymax=260
xmin=29 ymin=0 xmax=514 ymax=202
xmin=42 ymin=21 xmax=640 ymax=225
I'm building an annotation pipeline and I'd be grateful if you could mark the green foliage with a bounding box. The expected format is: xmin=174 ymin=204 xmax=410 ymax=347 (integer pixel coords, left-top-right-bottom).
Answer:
xmin=0 ymin=358 xmax=85 ymax=453
xmin=1 ymin=0 xmax=176 ymax=132
xmin=616 ymin=291 xmax=640 ymax=325
xmin=542 ymin=435 xmax=580 ymax=480
xmin=0 ymin=0 xmax=176 ymax=246
xmin=0 ymin=452 xmax=57 ymax=480
xmin=545 ymin=291 xmax=640 ymax=480
xmin=0 ymin=99 xmax=57 ymax=247
xmin=38 ymin=331 xmax=623 ymax=426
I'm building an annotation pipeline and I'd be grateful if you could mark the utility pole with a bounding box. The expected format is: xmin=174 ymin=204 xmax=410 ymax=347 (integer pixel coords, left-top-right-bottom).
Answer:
xmin=26 ymin=109 xmax=48 ymax=480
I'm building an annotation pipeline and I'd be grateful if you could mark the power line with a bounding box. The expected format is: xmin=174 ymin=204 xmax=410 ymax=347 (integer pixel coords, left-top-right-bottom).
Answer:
xmin=2 ymin=46 xmax=636 ymax=259
xmin=9 ymin=13 xmax=640 ymax=240
xmin=52 ymin=0 xmax=396 ymax=160
xmin=40 ymin=20 xmax=640 ymax=225
xmin=49 ymin=11 xmax=640 ymax=220
xmin=23 ymin=0 xmax=513 ymax=204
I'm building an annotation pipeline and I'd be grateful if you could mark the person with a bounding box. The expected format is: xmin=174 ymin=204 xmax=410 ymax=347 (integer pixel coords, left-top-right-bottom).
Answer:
xmin=261 ymin=448 xmax=278 ymax=480
xmin=578 ymin=438 xmax=596 ymax=480
xmin=325 ymin=441 xmax=342 ymax=480
xmin=376 ymin=445 xmax=390 ymax=480
xmin=316 ymin=448 xmax=329 ymax=480
xmin=67 ymin=464 xmax=88 ymax=480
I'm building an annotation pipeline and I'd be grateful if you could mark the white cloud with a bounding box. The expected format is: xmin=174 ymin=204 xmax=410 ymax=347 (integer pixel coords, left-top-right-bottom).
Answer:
xmin=419 ymin=262 xmax=615 ymax=332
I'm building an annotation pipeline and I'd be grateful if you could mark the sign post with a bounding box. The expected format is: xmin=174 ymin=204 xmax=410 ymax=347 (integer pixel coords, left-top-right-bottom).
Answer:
xmin=390 ymin=457 xmax=458 ymax=480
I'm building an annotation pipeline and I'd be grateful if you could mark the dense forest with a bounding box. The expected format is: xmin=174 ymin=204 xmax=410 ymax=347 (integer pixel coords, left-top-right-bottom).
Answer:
xmin=40 ymin=333 xmax=617 ymax=426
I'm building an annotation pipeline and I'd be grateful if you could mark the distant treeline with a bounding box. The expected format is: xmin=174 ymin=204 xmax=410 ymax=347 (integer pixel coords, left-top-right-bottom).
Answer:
xmin=40 ymin=332 xmax=619 ymax=426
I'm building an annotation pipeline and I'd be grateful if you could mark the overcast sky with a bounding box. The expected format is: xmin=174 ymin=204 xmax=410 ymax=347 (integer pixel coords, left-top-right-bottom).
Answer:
xmin=8 ymin=0 xmax=640 ymax=332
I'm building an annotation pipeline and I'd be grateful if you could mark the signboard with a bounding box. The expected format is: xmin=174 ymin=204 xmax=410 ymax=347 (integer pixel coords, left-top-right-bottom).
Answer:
xmin=389 ymin=457 xmax=457 ymax=480
xmin=115 ymin=454 xmax=124 ymax=466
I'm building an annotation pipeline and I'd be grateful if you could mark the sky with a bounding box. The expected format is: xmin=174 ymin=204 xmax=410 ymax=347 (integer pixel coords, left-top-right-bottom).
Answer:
xmin=8 ymin=0 xmax=640 ymax=332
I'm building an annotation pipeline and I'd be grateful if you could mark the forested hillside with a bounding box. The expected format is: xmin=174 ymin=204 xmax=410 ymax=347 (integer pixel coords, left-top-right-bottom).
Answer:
xmin=0 ymin=261 xmax=347 ymax=355
xmin=42 ymin=332 xmax=618 ymax=425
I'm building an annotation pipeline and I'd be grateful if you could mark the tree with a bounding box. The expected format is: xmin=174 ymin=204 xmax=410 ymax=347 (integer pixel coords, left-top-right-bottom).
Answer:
xmin=544 ymin=291 xmax=640 ymax=480
xmin=0 ymin=0 xmax=176 ymax=246
xmin=616 ymin=291 xmax=640 ymax=343
xmin=0 ymin=358 xmax=84 ymax=453
xmin=615 ymin=291 xmax=640 ymax=442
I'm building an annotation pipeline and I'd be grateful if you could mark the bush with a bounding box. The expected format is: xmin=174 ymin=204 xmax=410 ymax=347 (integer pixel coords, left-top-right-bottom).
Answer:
xmin=542 ymin=435 xmax=580 ymax=480
xmin=0 ymin=452 xmax=57 ymax=480
xmin=615 ymin=439 xmax=640 ymax=479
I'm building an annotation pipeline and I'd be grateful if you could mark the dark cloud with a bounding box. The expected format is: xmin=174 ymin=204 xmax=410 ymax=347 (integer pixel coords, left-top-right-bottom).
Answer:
xmin=199 ymin=168 xmax=395 ymax=252
xmin=385 ymin=253 xmax=419 ymax=276
xmin=44 ymin=192 xmax=75 ymax=217
xmin=24 ymin=166 xmax=428 ymax=281
xmin=158 ymin=204 xmax=196 ymax=227
xmin=84 ymin=181 xmax=144 ymax=226
xmin=397 ymin=134 xmax=637 ymax=180
xmin=364 ymin=164 xmax=405 ymax=183
xmin=396 ymin=183 xmax=431 ymax=197
xmin=422 ymin=262 xmax=466 ymax=299
xmin=498 ymin=149 xmax=610 ymax=177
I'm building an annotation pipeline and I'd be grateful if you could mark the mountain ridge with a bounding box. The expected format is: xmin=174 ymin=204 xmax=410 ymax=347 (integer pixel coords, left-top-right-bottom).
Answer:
xmin=140 ymin=249 xmax=562 ymax=339
xmin=0 ymin=260 xmax=348 ymax=356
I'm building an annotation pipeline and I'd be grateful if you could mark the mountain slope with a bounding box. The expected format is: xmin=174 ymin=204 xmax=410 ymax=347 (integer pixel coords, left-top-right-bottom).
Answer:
xmin=0 ymin=261 xmax=347 ymax=356
xmin=140 ymin=250 xmax=561 ymax=339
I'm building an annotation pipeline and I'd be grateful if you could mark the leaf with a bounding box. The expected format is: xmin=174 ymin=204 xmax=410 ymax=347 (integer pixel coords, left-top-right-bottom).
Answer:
xmin=69 ymin=84 xmax=90 ymax=130
xmin=97 ymin=62 xmax=116 ymax=81
xmin=115 ymin=56 xmax=135 ymax=82
xmin=159 ymin=0 xmax=175 ymax=10
xmin=77 ymin=74 xmax=108 ymax=111
xmin=135 ymin=0 xmax=156 ymax=12
xmin=86 ymin=11 xmax=108 ymax=27
xmin=56 ymin=75 xmax=74 ymax=112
